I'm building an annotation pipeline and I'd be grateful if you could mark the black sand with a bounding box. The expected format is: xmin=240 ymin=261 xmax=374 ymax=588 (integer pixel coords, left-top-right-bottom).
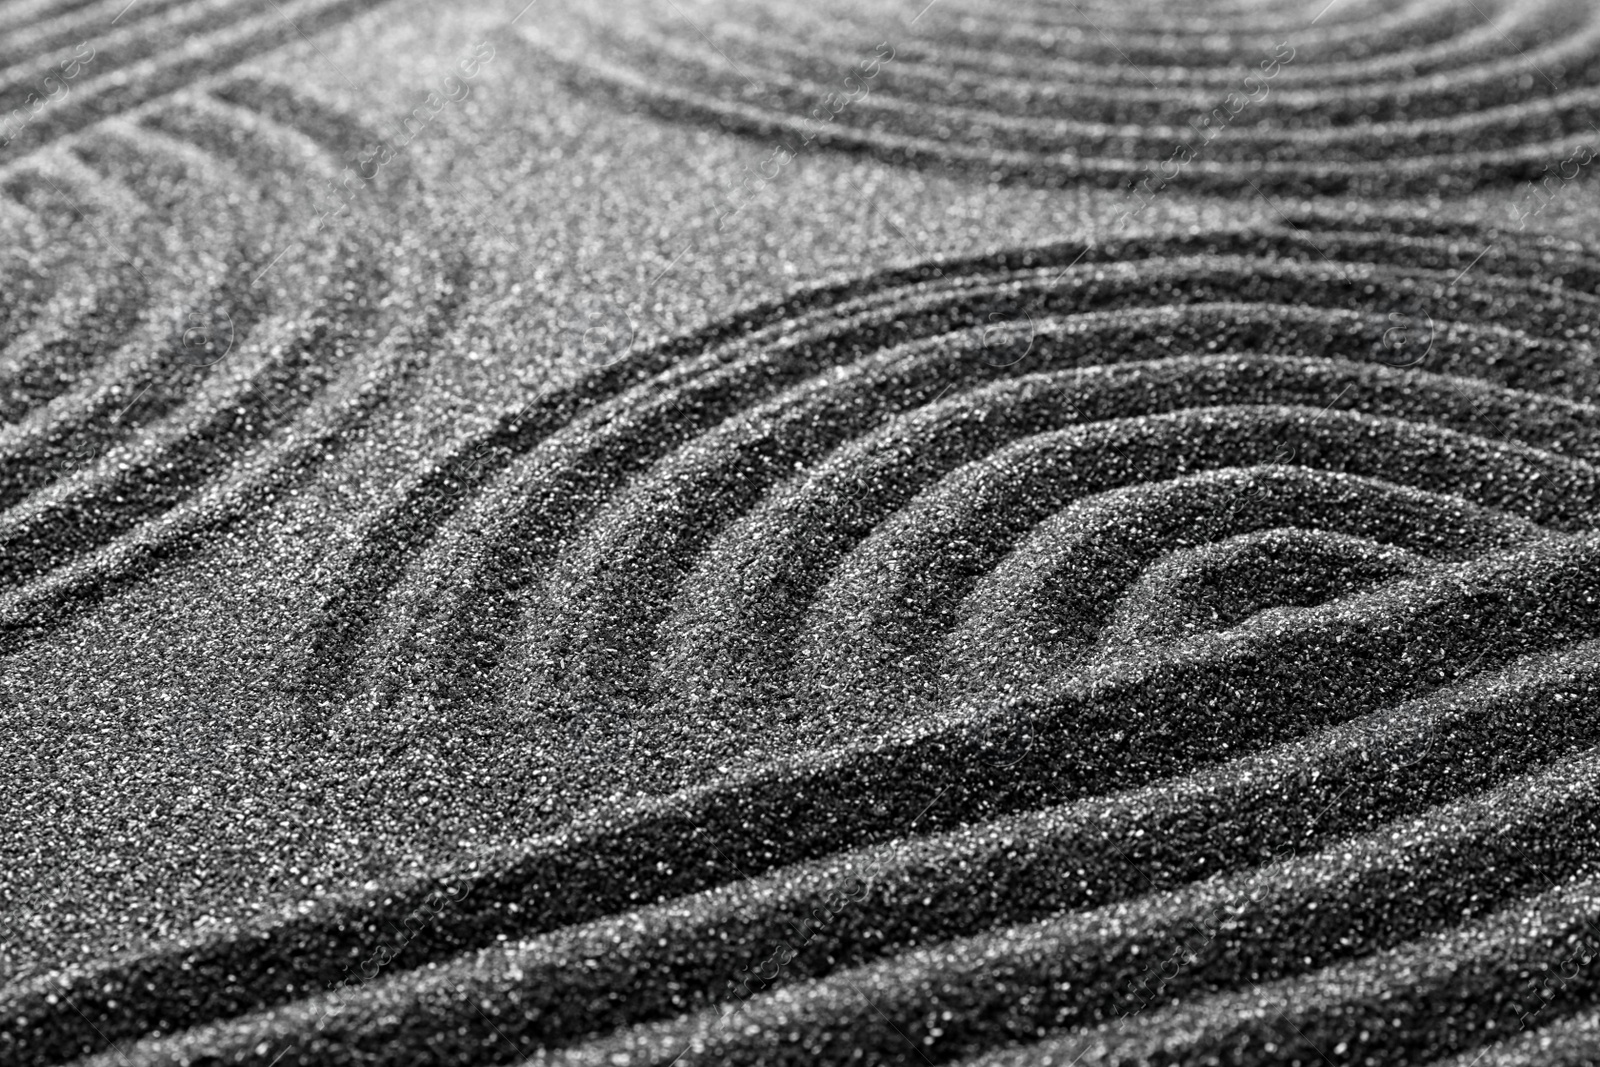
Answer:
xmin=3 ymin=0 xmax=1600 ymax=1065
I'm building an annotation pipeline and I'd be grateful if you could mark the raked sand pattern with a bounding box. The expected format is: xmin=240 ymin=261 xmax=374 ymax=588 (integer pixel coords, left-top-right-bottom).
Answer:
xmin=3 ymin=1 xmax=1600 ymax=1067
xmin=528 ymin=0 xmax=1600 ymax=194
xmin=9 ymin=217 xmax=1600 ymax=1065
xmin=0 ymin=2 xmax=474 ymax=651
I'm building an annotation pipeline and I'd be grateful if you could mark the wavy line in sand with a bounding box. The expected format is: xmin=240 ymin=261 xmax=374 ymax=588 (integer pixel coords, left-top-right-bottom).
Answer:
xmin=523 ymin=0 xmax=1600 ymax=194
xmin=7 ymin=217 xmax=1594 ymax=1065
xmin=0 ymin=76 xmax=471 ymax=649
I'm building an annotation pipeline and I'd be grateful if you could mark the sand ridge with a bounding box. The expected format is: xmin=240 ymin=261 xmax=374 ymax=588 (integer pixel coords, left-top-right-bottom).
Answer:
xmin=3 ymin=0 xmax=1600 ymax=1064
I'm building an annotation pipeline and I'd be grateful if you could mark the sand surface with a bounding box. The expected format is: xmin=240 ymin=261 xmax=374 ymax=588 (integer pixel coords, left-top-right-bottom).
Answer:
xmin=3 ymin=0 xmax=1600 ymax=1064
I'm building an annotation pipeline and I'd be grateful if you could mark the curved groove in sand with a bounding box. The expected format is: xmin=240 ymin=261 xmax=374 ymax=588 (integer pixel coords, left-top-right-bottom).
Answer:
xmin=0 ymin=73 xmax=468 ymax=647
xmin=7 ymin=219 xmax=1596 ymax=1067
xmin=523 ymin=0 xmax=1600 ymax=194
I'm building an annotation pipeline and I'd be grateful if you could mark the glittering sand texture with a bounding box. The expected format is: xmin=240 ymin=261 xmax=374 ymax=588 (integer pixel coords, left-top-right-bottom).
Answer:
xmin=3 ymin=0 xmax=1600 ymax=1065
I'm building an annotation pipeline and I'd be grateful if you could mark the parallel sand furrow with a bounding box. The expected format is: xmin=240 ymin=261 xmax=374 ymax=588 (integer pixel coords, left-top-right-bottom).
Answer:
xmin=0 ymin=0 xmax=391 ymax=161
xmin=0 ymin=79 xmax=470 ymax=646
xmin=0 ymin=99 xmax=380 ymax=581
xmin=53 ymin=642 xmax=1600 ymax=1066
xmin=6 ymin=171 xmax=1600 ymax=1067
xmin=1430 ymin=1005 xmax=1600 ymax=1066
xmin=346 ymin=228 xmax=1600 ymax=721
xmin=959 ymin=872 xmax=1600 ymax=1066
xmin=524 ymin=0 xmax=1600 ymax=192
xmin=533 ymin=753 xmax=1600 ymax=1067
xmin=12 ymin=529 xmax=1600 ymax=1061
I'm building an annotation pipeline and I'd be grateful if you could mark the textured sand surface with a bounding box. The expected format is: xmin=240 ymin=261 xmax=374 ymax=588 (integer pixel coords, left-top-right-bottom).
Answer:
xmin=2 ymin=0 xmax=1600 ymax=1065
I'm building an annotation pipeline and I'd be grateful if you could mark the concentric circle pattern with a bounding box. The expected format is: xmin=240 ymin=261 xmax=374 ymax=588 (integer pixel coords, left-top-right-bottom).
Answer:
xmin=0 ymin=0 xmax=474 ymax=652
xmin=12 ymin=217 xmax=1600 ymax=1067
xmin=525 ymin=0 xmax=1600 ymax=193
